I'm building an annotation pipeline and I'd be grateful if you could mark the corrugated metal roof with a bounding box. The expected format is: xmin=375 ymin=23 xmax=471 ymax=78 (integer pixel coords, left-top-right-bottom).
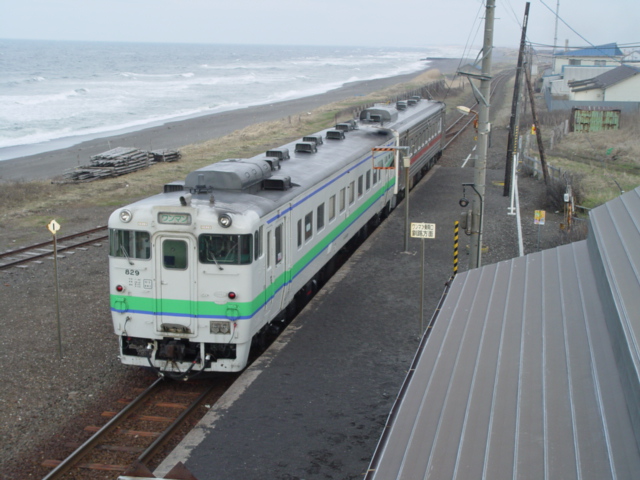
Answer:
xmin=555 ymin=43 xmax=624 ymax=57
xmin=366 ymin=186 xmax=640 ymax=479
xmin=570 ymin=65 xmax=640 ymax=92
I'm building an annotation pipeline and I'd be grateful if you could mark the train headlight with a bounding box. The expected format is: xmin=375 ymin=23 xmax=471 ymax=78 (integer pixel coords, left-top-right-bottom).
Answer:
xmin=210 ymin=321 xmax=231 ymax=335
xmin=218 ymin=214 xmax=232 ymax=228
xmin=119 ymin=209 xmax=133 ymax=223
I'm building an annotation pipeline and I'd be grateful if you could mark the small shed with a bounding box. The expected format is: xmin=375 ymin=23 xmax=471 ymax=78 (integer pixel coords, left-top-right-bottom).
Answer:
xmin=570 ymin=108 xmax=621 ymax=132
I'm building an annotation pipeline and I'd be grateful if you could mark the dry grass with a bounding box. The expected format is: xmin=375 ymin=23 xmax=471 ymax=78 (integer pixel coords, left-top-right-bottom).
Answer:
xmin=525 ymin=93 xmax=640 ymax=208
xmin=1 ymin=70 xmax=456 ymax=240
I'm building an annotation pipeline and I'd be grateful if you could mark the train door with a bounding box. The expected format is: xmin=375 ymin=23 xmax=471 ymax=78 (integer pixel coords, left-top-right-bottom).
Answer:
xmin=155 ymin=234 xmax=196 ymax=334
xmin=264 ymin=217 xmax=286 ymax=320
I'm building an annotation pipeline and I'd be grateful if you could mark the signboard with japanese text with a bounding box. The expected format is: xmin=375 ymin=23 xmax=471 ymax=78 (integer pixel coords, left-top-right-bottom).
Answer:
xmin=411 ymin=222 xmax=436 ymax=239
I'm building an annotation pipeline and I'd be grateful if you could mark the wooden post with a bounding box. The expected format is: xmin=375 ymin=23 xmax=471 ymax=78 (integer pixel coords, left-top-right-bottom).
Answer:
xmin=524 ymin=65 xmax=550 ymax=185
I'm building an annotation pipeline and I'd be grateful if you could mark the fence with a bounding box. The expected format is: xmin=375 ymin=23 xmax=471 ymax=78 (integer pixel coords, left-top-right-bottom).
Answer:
xmin=520 ymin=134 xmax=564 ymax=181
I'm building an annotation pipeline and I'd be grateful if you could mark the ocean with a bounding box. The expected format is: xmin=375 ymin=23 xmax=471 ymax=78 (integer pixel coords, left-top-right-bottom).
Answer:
xmin=0 ymin=39 xmax=462 ymax=161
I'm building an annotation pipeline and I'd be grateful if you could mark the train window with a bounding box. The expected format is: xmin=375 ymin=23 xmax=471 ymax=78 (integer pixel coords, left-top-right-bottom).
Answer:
xmin=297 ymin=219 xmax=302 ymax=248
xmin=163 ymin=239 xmax=187 ymax=270
xmin=109 ymin=229 xmax=151 ymax=260
xmin=329 ymin=195 xmax=336 ymax=222
xmin=373 ymin=169 xmax=378 ymax=185
xmin=339 ymin=188 xmax=346 ymax=213
xmin=275 ymin=225 xmax=283 ymax=264
xmin=317 ymin=203 xmax=325 ymax=231
xmin=358 ymin=175 xmax=363 ymax=198
xmin=254 ymin=226 xmax=263 ymax=261
xmin=305 ymin=212 xmax=313 ymax=241
xmin=199 ymin=234 xmax=252 ymax=265
xmin=349 ymin=181 xmax=355 ymax=205
xmin=267 ymin=232 xmax=271 ymax=268
xmin=366 ymin=170 xmax=371 ymax=191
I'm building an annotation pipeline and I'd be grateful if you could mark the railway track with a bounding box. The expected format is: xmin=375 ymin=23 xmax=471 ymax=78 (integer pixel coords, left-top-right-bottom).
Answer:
xmin=40 ymin=375 xmax=236 ymax=479
xmin=443 ymin=70 xmax=512 ymax=149
xmin=0 ymin=226 xmax=108 ymax=270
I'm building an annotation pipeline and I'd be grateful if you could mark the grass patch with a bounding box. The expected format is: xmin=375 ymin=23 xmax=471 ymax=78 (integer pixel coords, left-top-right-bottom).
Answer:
xmin=526 ymin=110 xmax=640 ymax=208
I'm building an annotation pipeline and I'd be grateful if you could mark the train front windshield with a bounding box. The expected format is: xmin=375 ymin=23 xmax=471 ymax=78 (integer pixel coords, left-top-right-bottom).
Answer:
xmin=109 ymin=229 xmax=151 ymax=259
xmin=199 ymin=234 xmax=253 ymax=265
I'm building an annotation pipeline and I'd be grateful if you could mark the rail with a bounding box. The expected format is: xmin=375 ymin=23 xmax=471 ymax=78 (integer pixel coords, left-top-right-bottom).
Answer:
xmin=0 ymin=225 xmax=108 ymax=270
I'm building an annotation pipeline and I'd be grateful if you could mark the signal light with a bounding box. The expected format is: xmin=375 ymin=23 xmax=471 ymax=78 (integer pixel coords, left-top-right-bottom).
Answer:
xmin=228 ymin=292 xmax=237 ymax=299
xmin=116 ymin=285 xmax=124 ymax=292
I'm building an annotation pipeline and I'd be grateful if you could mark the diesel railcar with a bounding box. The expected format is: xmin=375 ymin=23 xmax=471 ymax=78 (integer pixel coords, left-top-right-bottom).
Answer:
xmin=108 ymin=98 xmax=445 ymax=376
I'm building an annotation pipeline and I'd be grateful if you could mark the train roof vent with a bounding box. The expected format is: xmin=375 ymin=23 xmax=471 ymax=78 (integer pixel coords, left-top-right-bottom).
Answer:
xmin=407 ymin=98 xmax=418 ymax=106
xmin=264 ymin=157 xmax=281 ymax=171
xmin=359 ymin=106 xmax=398 ymax=124
xmin=303 ymin=135 xmax=323 ymax=146
xmin=326 ymin=130 xmax=346 ymax=140
xmin=265 ymin=148 xmax=290 ymax=161
xmin=164 ymin=181 xmax=185 ymax=193
xmin=185 ymin=159 xmax=272 ymax=192
xmin=263 ymin=175 xmax=292 ymax=191
xmin=337 ymin=119 xmax=358 ymax=130
xmin=396 ymin=100 xmax=408 ymax=110
xmin=295 ymin=142 xmax=318 ymax=153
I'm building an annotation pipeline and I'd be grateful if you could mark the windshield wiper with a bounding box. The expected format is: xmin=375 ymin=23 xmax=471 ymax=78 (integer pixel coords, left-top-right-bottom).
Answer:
xmin=119 ymin=245 xmax=134 ymax=266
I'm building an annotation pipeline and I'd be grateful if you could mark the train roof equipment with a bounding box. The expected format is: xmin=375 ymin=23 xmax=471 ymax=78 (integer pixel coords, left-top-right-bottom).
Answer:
xmin=302 ymin=135 xmax=323 ymax=146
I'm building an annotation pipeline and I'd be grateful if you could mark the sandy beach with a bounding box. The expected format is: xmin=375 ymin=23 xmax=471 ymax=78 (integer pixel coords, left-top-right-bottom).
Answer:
xmin=0 ymin=60 xmax=461 ymax=182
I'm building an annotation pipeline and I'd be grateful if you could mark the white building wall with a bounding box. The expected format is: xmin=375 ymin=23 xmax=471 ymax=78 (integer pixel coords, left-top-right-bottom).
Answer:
xmin=552 ymin=56 xmax=620 ymax=75
xmin=604 ymin=75 xmax=640 ymax=101
xmin=571 ymin=88 xmax=603 ymax=101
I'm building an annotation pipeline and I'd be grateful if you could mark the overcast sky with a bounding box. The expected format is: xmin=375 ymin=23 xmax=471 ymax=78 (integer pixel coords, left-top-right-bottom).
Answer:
xmin=1 ymin=0 xmax=637 ymax=50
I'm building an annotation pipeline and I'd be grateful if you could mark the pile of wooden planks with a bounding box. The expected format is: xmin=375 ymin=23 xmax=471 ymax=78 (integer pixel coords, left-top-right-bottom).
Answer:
xmin=61 ymin=147 xmax=181 ymax=182
xmin=150 ymin=149 xmax=181 ymax=162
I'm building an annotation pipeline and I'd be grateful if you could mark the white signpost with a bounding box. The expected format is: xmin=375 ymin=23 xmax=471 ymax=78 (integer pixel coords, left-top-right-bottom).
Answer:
xmin=411 ymin=223 xmax=436 ymax=336
xmin=48 ymin=220 xmax=63 ymax=359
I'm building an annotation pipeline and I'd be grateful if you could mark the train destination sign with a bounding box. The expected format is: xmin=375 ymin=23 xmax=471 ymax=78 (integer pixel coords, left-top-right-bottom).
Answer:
xmin=158 ymin=213 xmax=192 ymax=225
xmin=411 ymin=222 xmax=436 ymax=239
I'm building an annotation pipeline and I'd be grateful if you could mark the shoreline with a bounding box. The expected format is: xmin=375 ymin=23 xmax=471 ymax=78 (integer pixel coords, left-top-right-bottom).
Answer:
xmin=0 ymin=59 xmax=460 ymax=182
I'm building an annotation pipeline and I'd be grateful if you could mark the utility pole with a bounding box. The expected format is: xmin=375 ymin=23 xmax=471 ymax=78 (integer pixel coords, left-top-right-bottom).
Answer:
xmin=524 ymin=64 xmax=550 ymax=184
xmin=553 ymin=0 xmax=560 ymax=55
xmin=469 ymin=0 xmax=495 ymax=269
xmin=503 ymin=2 xmax=530 ymax=197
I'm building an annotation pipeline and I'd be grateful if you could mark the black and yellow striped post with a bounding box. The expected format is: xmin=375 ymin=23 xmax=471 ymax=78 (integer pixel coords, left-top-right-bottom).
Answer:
xmin=453 ymin=221 xmax=459 ymax=276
